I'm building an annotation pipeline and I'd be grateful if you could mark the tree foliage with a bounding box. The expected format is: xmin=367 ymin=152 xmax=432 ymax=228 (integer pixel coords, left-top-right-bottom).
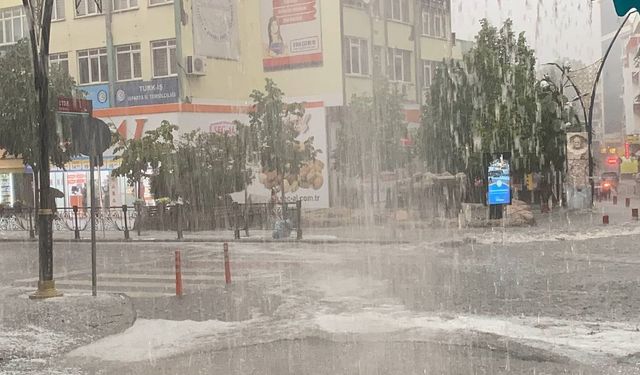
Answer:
xmin=0 ymin=39 xmax=76 ymax=168
xmin=152 ymin=127 xmax=251 ymax=207
xmin=111 ymin=121 xmax=177 ymax=188
xmin=334 ymin=78 xmax=408 ymax=178
xmin=249 ymin=78 xmax=318 ymax=198
xmin=419 ymin=19 xmax=570 ymax=178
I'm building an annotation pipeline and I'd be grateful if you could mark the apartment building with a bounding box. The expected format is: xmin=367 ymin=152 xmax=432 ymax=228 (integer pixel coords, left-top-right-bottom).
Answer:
xmin=0 ymin=0 xmax=457 ymax=208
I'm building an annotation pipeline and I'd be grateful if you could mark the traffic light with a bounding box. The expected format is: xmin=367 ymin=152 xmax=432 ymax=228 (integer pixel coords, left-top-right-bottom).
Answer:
xmin=612 ymin=0 xmax=640 ymax=16
xmin=525 ymin=173 xmax=534 ymax=191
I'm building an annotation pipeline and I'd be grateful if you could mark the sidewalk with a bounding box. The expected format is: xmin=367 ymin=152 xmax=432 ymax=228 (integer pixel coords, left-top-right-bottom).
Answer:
xmin=0 ymin=287 xmax=136 ymax=373
xmin=0 ymin=222 xmax=471 ymax=244
xmin=3 ymin=201 xmax=638 ymax=245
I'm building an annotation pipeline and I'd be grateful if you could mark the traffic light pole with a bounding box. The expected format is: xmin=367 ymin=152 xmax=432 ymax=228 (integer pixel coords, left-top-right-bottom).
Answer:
xmin=588 ymin=10 xmax=634 ymax=207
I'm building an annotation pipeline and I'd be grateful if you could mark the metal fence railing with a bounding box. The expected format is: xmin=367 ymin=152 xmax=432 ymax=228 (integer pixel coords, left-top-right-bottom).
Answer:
xmin=0 ymin=200 xmax=303 ymax=240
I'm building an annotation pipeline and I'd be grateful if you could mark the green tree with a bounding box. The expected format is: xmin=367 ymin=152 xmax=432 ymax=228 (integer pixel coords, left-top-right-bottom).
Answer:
xmin=151 ymin=127 xmax=251 ymax=208
xmin=249 ymin=78 xmax=318 ymax=206
xmin=111 ymin=121 xmax=178 ymax=198
xmin=420 ymin=19 xmax=566 ymax=181
xmin=334 ymin=78 xmax=408 ymax=182
xmin=0 ymin=39 xmax=76 ymax=169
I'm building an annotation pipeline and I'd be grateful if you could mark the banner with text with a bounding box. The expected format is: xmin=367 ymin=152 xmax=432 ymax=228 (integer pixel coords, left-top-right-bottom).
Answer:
xmin=260 ymin=0 xmax=323 ymax=71
xmin=114 ymin=77 xmax=179 ymax=108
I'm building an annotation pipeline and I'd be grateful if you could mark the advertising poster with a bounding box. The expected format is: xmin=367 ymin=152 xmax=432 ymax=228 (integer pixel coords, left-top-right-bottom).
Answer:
xmin=260 ymin=0 xmax=323 ymax=71
xmin=487 ymin=153 xmax=511 ymax=205
xmin=192 ymin=0 xmax=240 ymax=60
xmin=205 ymin=107 xmax=329 ymax=208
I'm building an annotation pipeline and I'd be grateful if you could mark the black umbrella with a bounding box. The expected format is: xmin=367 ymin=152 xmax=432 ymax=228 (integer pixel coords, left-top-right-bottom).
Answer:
xmin=49 ymin=187 xmax=65 ymax=198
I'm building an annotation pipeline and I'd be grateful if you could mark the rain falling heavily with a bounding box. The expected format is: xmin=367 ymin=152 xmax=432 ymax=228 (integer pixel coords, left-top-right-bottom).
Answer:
xmin=3 ymin=0 xmax=640 ymax=373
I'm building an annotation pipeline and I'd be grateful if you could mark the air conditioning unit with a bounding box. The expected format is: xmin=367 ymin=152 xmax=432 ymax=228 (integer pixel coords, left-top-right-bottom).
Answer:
xmin=186 ymin=56 xmax=206 ymax=76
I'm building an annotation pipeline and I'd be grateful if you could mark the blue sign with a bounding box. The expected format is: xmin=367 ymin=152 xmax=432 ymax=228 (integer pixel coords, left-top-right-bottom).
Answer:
xmin=81 ymin=84 xmax=110 ymax=109
xmin=114 ymin=77 xmax=179 ymax=107
xmin=487 ymin=154 xmax=511 ymax=205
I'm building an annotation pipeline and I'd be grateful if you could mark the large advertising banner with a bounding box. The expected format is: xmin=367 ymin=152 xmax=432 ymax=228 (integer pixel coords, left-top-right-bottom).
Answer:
xmin=192 ymin=0 xmax=240 ymax=60
xmin=98 ymin=105 xmax=330 ymax=208
xmin=487 ymin=153 xmax=511 ymax=205
xmin=202 ymin=107 xmax=329 ymax=208
xmin=260 ymin=0 xmax=323 ymax=71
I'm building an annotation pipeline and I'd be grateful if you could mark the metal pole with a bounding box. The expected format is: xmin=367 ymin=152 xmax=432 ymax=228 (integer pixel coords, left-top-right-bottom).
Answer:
xmin=223 ymin=242 xmax=231 ymax=285
xmin=28 ymin=0 xmax=61 ymax=300
xmin=28 ymin=207 xmax=35 ymax=239
xmin=90 ymin=129 xmax=97 ymax=297
xmin=176 ymin=203 xmax=184 ymax=240
xmin=588 ymin=11 xmax=635 ymax=207
xmin=104 ymin=0 xmax=116 ymax=106
xmin=73 ymin=205 xmax=80 ymax=240
xmin=174 ymin=0 xmax=185 ymax=103
xmin=296 ymin=200 xmax=302 ymax=240
xmin=122 ymin=204 xmax=130 ymax=240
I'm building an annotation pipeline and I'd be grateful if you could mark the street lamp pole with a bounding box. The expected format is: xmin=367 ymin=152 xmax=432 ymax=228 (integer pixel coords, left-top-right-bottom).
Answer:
xmin=587 ymin=10 xmax=635 ymax=207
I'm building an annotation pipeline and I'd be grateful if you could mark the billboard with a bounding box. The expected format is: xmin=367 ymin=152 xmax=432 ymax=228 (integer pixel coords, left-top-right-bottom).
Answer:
xmin=260 ymin=0 xmax=323 ymax=71
xmin=98 ymin=104 xmax=330 ymax=208
xmin=192 ymin=0 xmax=240 ymax=60
xmin=487 ymin=153 xmax=511 ymax=205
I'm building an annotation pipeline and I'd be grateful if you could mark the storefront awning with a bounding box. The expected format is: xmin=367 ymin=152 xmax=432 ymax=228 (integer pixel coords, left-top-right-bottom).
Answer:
xmin=0 ymin=152 xmax=27 ymax=173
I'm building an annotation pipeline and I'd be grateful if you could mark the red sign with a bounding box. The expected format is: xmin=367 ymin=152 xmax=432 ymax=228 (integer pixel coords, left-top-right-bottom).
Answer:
xmin=607 ymin=155 xmax=619 ymax=165
xmin=625 ymin=142 xmax=630 ymax=158
xmin=58 ymin=97 xmax=92 ymax=114
xmin=400 ymin=138 xmax=414 ymax=147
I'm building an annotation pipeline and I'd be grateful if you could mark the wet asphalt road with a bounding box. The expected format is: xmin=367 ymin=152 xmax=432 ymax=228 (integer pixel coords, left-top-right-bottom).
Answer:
xmin=5 ymin=203 xmax=640 ymax=373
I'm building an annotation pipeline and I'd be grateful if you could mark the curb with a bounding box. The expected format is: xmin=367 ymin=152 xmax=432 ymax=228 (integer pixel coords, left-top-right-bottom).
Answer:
xmin=0 ymin=237 xmax=412 ymax=245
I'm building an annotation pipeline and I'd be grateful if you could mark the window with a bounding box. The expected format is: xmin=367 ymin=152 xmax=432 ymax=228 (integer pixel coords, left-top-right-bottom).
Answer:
xmin=344 ymin=37 xmax=369 ymax=76
xmin=116 ymin=43 xmax=141 ymax=80
xmin=149 ymin=0 xmax=172 ymax=5
xmin=422 ymin=60 xmax=433 ymax=88
xmin=78 ymin=48 xmax=108 ymax=84
xmin=151 ymin=39 xmax=177 ymax=77
xmin=343 ymin=0 xmax=365 ymax=9
xmin=113 ymin=0 xmax=138 ymax=11
xmin=49 ymin=52 xmax=69 ymax=75
xmin=421 ymin=10 xmax=430 ymax=35
xmin=422 ymin=7 xmax=448 ymax=38
xmin=434 ymin=13 xmax=443 ymax=38
xmin=0 ymin=7 xmax=27 ymax=46
xmin=76 ymin=0 xmax=101 ymax=16
xmin=387 ymin=48 xmax=411 ymax=82
xmin=386 ymin=0 xmax=409 ymax=22
xmin=52 ymin=0 xmax=65 ymax=21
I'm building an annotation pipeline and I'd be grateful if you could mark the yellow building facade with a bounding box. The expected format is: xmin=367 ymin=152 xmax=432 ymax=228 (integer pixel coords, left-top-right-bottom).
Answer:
xmin=0 ymin=0 xmax=457 ymax=207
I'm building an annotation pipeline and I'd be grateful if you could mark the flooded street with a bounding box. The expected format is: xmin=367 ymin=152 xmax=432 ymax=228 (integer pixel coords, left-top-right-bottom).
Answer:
xmin=4 ymin=202 xmax=640 ymax=373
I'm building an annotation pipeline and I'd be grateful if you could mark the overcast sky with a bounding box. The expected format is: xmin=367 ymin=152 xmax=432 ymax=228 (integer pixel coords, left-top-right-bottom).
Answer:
xmin=451 ymin=0 xmax=602 ymax=65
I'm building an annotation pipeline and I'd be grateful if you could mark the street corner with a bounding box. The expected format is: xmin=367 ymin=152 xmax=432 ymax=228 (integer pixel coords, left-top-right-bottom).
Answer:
xmin=0 ymin=292 xmax=136 ymax=365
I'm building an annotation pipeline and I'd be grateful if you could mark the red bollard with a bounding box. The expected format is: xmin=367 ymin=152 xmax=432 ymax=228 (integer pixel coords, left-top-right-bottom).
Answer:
xmin=224 ymin=243 xmax=232 ymax=285
xmin=603 ymin=215 xmax=609 ymax=225
xmin=626 ymin=198 xmax=631 ymax=207
xmin=613 ymin=196 xmax=618 ymax=205
xmin=633 ymin=209 xmax=638 ymax=220
xmin=175 ymin=250 xmax=183 ymax=296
